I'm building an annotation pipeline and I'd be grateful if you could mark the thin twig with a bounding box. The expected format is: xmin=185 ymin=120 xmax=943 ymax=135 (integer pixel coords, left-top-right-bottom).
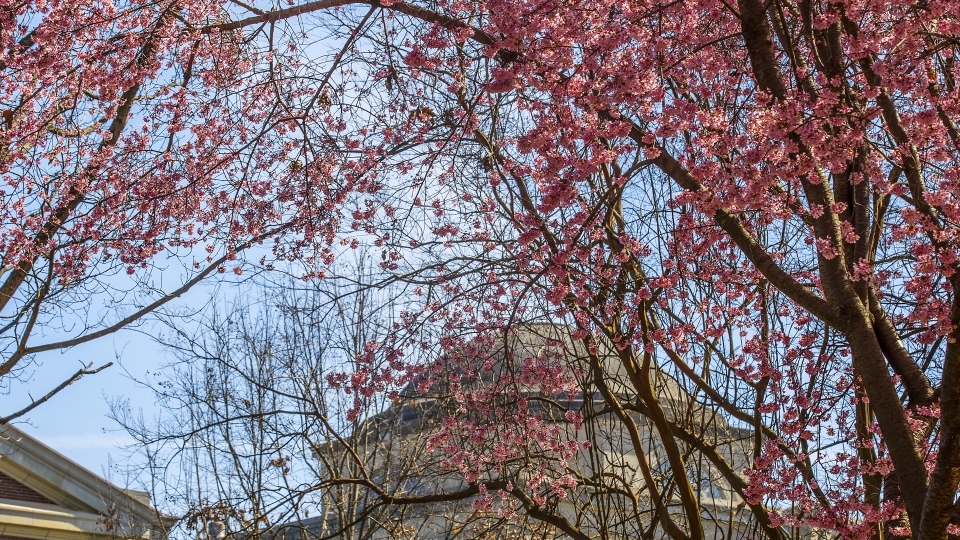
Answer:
xmin=0 ymin=361 xmax=113 ymax=425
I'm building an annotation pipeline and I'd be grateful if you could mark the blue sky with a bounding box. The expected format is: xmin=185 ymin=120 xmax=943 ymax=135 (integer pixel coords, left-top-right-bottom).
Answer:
xmin=8 ymin=322 xmax=165 ymax=482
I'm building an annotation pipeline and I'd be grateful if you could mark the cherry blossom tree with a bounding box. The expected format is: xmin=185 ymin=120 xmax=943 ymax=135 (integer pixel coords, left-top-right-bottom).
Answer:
xmin=317 ymin=0 xmax=960 ymax=537
xmin=5 ymin=0 xmax=960 ymax=538
xmin=0 ymin=0 xmax=433 ymax=419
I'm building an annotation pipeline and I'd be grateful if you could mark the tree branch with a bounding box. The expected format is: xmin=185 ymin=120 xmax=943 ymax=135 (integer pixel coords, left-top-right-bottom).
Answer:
xmin=0 ymin=361 xmax=113 ymax=425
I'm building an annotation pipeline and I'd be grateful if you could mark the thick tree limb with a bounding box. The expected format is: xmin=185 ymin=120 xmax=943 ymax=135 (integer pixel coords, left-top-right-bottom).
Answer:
xmin=626 ymin=125 xmax=839 ymax=327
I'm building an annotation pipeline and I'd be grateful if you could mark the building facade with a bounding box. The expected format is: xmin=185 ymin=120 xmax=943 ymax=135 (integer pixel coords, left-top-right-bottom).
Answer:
xmin=314 ymin=325 xmax=767 ymax=539
xmin=0 ymin=425 xmax=169 ymax=540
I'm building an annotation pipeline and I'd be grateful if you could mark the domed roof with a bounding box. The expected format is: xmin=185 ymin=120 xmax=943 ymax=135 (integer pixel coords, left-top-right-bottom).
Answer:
xmin=355 ymin=323 xmax=697 ymax=437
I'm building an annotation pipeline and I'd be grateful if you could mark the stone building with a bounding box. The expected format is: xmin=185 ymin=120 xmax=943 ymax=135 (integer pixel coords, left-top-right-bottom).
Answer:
xmin=312 ymin=324 xmax=763 ymax=539
xmin=0 ymin=424 xmax=169 ymax=540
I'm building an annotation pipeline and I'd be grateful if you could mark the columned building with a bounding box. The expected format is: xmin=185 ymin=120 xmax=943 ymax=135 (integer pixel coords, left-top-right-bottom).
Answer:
xmin=313 ymin=325 xmax=763 ymax=539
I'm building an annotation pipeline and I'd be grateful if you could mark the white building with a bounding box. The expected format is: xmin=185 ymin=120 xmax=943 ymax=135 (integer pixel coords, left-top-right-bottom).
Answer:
xmin=0 ymin=424 xmax=170 ymax=540
xmin=313 ymin=325 xmax=768 ymax=539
